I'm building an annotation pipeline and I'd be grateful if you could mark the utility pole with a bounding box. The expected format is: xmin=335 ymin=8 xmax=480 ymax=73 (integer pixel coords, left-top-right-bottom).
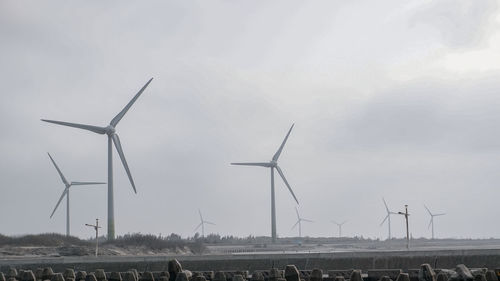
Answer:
xmin=85 ymin=218 xmax=101 ymax=257
xmin=397 ymin=205 xmax=410 ymax=250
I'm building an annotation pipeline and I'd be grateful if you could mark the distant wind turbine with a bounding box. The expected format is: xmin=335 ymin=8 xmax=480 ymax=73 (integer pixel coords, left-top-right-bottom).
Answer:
xmin=331 ymin=220 xmax=347 ymax=238
xmin=231 ymin=124 xmax=299 ymax=243
xmin=194 ymin=209 xmax=216 ymax=237
xmin=291 ymin=207 xmax=313 ymax=238
xmin=42 ymin=78 xmax=153 ymax=240
xmin=424 ymin=205 xmax=445 ymax=239
xmin=380 ymin=198 xmax=396 ymax=240
xmin=47 ymin=153 xmax=105 ymax=236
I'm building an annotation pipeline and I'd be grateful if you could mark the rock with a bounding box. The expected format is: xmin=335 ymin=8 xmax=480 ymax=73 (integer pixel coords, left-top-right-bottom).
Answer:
xmin=285 ymin=266 xmax=300 ymax=281
xmin=485 ymin=271 xmax=498 ymax=281
xmin=396 ymin=273 xmax=410 ymax=281
xmin=214 ymin=272 xmax=226 ymax=281
xmin=174 ymin=273 xmax=188 ymax=281
xmin=51 ymin=274 xmax=65 ymax=281
xmin=350 ymin=270 xmax=363 ymax=281
xmin=85 ymin=274 xmax=97 ymax=281
xmin=269 ymin=269 xmax=281 ymax=281
xmin=64 ymin=270 xmax=76 ymax=280
xmin=122 ymin=273 xmax=136 ymax=281
xmin=21 ymin=271 xmax=36 ymax=281
xmin=451 ymin=265 xmax=474 ymax=281
xmin=379 ymin=277 xmax=392 ymax=281
xmin=42 ymin=269 xmax=54 ymax=281
xmin=94 ymin=270 xmax=106 ymax=281
xmin=310 ymin=269 xmax=323 ymax=281
xmin=76 ymin=272 xmax=87 ymax=281
xmin=168 ymin=260 xmax=183 ymax=281
xmin=250 ymin=272 xmax=263 ymax=281
xmin=334 ymin=277 xmax=345 ymax=281
xmin=140 ymin=273 xmax=154 ymax=281
xmin=437 ymin=273 xmax=450 ymax=281
xmin=7 ymin=278 xmax=17 ymax=281
xmin=7 ymin=269 xmax=18 ymax=279
xmin=474 ymin=275 xmax=487 ymax=281
xmin=419 ymin=264 xmax=436 ymax=281
xmin=0 ymin=273 xmax=6 ymax=281
xmin=233 ymin=275 xmax=245 ymax=281
xmin=35 ymin=269 xmax=43 ymax=281
xmin=109 ymin=273 xmax=122 ymax=281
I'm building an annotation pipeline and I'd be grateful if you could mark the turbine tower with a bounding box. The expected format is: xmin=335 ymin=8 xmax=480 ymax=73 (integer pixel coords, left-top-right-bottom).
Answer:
xmin=424 ymin=205 xmax=445 ymax=239
xmin=42 ymin=78 xmax=153 ymax=240
xmin=47 ymin=153 xmax=105 ymax=236
xmin=194 ymin=209 xmax=216 ymax=237
xmin=380 ymin=198 xmax=396 ymax=240
xmin=231 ymin=124 xmax=299 ymax=243
xmin=291 ymin=207 xmax=313 ymax=238
xmin=331 ymin=220 xmax=347 ymax=238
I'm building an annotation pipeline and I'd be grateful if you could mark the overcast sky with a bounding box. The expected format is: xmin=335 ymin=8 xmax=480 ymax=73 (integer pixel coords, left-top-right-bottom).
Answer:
xmin=1 ymin=1 xmax=500 ymax=240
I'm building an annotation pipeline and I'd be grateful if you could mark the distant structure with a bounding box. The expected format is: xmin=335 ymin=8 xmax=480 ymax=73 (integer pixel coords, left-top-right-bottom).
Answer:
xmin=331 ymin=220 xmax=347 ymax=238
xmin=424 ymin=204 xmax=445 ymax=240
xmin=47 ymin=153 xmax=105 ymax=236
xmin=231 ymin=124 xmax=299 ymax=243
xmin=85 ymin=218 xmax=101 ymax=257
xmin=291 ymin=207 xmax=313 ymax=238
xmin=380 ymin=198 xmax=396 ymax=240
xmin=42 ymin=78 xmax=153 ymax=240
xmin=397 ymin=204 xmax=410 ymax=250
xmin=194 ymin=209 xmax=216 ymax=237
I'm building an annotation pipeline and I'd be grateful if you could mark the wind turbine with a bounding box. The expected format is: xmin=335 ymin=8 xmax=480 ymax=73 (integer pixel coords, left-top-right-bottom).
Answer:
xmin=194 ymin=209 xmax=216 ymax=237
xmin=231 ymin=124 xmax=299 ymax=243
xmin=380 ymin=198 xmax=396 ymax=240
xmin=331 ymin=220 xmax=347 ymax=238
xmin=47 ymin=153 xmax=105 ymax=236
xmin=291 ymin=207 xmax=313 ymax=238
xmin=41 ymin=78 xmax=153 ymax=240
xmin=424 ymin=205 xmax=445 ymax=239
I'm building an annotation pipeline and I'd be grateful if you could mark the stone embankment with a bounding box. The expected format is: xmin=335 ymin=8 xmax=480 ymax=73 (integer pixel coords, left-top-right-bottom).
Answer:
xmin=1 ymin=259 xmax=499 ymax=281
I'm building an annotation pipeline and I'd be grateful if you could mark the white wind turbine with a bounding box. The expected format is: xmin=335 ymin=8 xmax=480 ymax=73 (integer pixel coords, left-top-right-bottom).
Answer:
xmin=194 ymin=209 xmax=216 ymax=237
xmin=231 ymin=124 xmax=299 ymax=243
xmin=42 ymin=78 xmax=153 ymax=240
xmin=424 ymin=205 xmax=445 ymax=240
xmin=331 ymin=220 xmax=347 ymax=238
xmin=291 ymin=207 xmax=313 ymax=238
xmin=380 ymin=198 xmax=396 ymax=240
xmin=47 ymin=153 xmax=105 ymax=236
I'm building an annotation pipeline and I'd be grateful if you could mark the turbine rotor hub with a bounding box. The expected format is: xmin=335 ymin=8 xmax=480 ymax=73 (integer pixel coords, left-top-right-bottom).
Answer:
xmin=270 ymin=160 xmax=277 ymax=167
xmin=105 ymin=125 xmax=116 ymax=136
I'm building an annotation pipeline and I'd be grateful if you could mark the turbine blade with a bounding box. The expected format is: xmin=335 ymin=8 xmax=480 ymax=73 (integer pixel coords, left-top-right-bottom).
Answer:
xmin=380 ymin=214 xmax=389 ymax=226
xmin=112 ymin=134 xmax=137 ymax=193
xmin=272 ymin=124 xmax=294 ymax=161
xmin=110 ymin=78 xmax=153 ymax=127
xmin=71 ymin=181 xmax=106 ymax=185
xmin=424 ymin=204 xmax=432 ymax=216
xmin=276 ymin=165 xmax=299 ymax=204
xmin=291 ymin=220 xmax=299 ymax=230
xmin=47 ymin=153 xmax=69 ymax=186
xmin=198 ymin=209 xmax=203 ymax=221
xmin=295 ymin=207 xmax=300 ymax=220
xmin=428 ymin=218 xmax=433 ymax=229
xmin=205 ymin=221 xmax=216 ymax=225
xmin=331 ymin=220 xmax=338 ymax=225
xmin=41 ymin=119 xmax=106 ymax=134
xmin=231 ymin=162 xmax=270 ymax=167
xmin=194 ymin=222 xmax=203 ymax=232
xmin=383 ymin=198 xmax=390 ymax=213
xmin=436 ymin=213 xmax=446 ymax=216
xmin=341 ymin=220 xmax=348 ymax=225
xmin=50 ymin=188 xmax=68 ymax=218
xmin=302 ymin=219 xmax=314 ymax=223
